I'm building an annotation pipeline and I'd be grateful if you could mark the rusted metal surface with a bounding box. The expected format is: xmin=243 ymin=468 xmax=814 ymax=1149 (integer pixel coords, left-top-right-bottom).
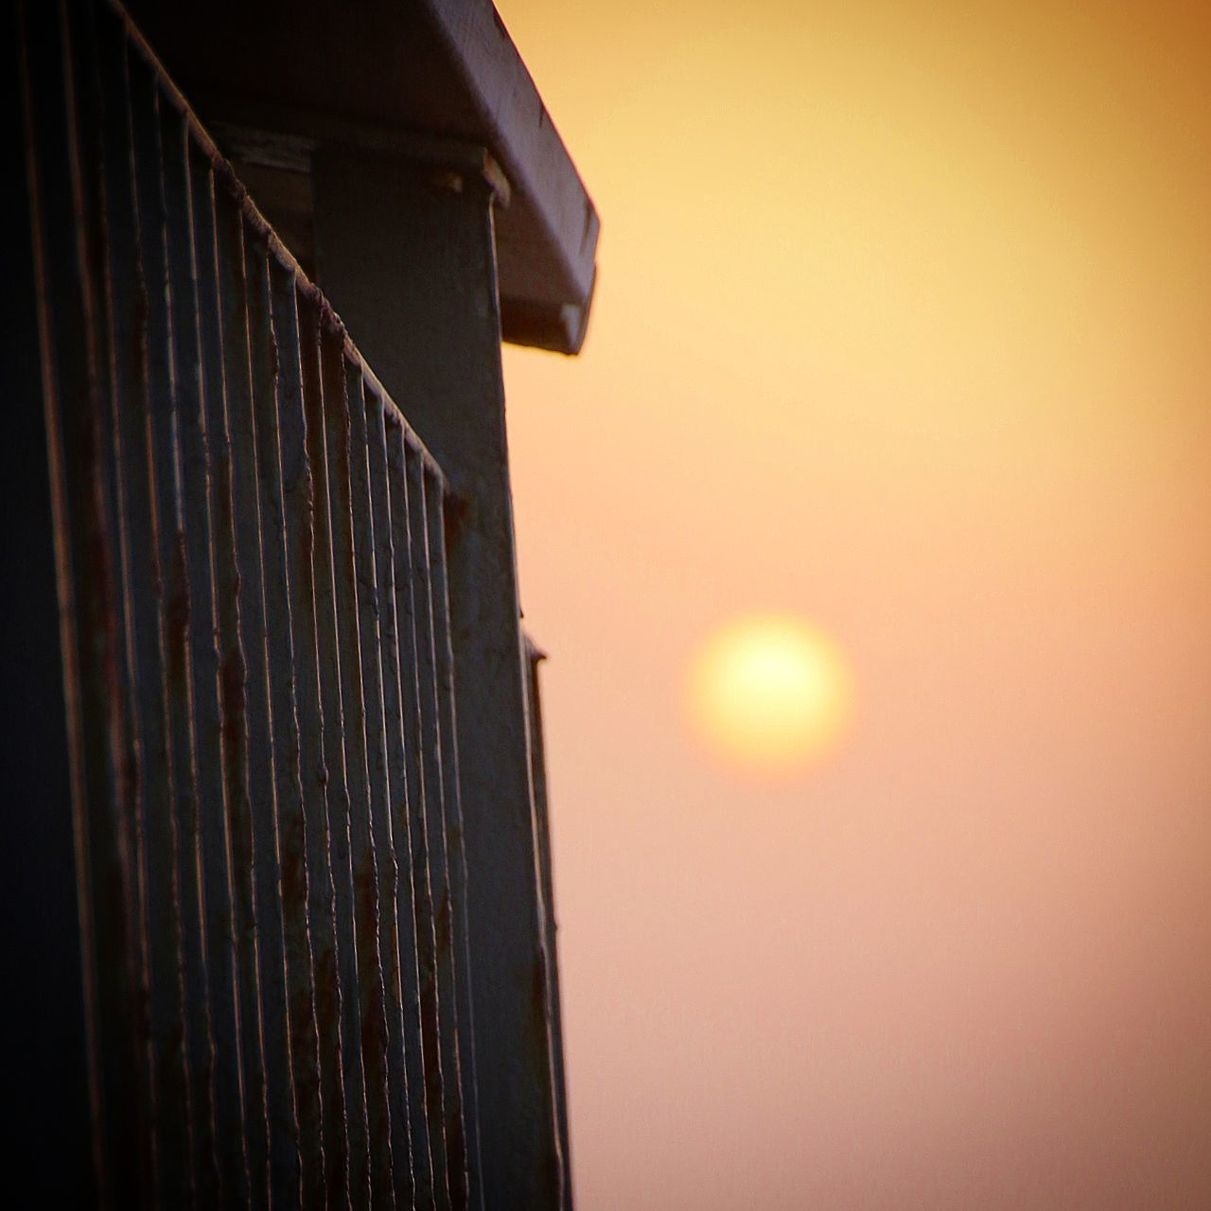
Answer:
xmin=366 ymin=385 xmax=438 ymax=1207
xmin=322 ymin=323 xmax=398 ymax=1209
xmin=429 ymin=476 xmax=483 ymax=1206
xmin=19 ymin=1 xmax=145 ymax=1201
xmin=131 ymin=51 xmax=223 ymax=1204
xmin=191 ymin=146 xmax=273 ymax=1210
xmin=19 ymin=0 xmax=573 ymax=1205
xmin=311 ymin=145 xmax=565 ymax=1206
xmin=386 ymin=420 xmax=450 ymax=1209
xmin=410 ymin=455 xmax=471 ymax=1208
xmin=303 ymin=292 xmax=374 ymax=1206
xmin=245 ymin=232 xmax=327 ymax=1205
xmin=347 ymin=358 xmax=416 ymax=1208
xmin=167 ymin=111 xmax=251 ymax=1207
xmin=105 ymin=29 xmax=197 ymax=1207
xmin=275 ymin=268 xmax=353 ymax=1206
xmin=216 ymin=176 xmax=305 ymax=1206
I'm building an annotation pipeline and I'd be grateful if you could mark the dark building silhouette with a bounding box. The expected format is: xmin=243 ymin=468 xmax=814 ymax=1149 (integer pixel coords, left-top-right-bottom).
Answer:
xmin=4 ymin=0 xmax=597 ymax=1204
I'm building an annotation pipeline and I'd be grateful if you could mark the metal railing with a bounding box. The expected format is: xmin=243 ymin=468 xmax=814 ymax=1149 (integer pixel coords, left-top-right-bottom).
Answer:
xmin=19 ymin=0 xmax=481 ymax=1204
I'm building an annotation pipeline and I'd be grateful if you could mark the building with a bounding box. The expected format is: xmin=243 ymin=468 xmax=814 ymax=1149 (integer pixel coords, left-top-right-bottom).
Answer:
xmin=5 ymin=0 xmax=597 ymax=1205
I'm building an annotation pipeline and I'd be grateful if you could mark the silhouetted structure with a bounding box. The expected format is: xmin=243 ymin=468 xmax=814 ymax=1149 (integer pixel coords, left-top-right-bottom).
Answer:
xmin=5 ymin=0 xmax=596 ymax=1205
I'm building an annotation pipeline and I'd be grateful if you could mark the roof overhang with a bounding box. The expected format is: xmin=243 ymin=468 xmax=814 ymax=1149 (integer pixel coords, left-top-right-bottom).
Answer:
xmin=125 ymin=0 xmax=599 ymax=354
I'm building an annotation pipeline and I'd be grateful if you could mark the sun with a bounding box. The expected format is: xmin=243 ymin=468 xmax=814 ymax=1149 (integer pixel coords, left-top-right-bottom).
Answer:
xmin=688 ymin=614 xmax=854 ymax=777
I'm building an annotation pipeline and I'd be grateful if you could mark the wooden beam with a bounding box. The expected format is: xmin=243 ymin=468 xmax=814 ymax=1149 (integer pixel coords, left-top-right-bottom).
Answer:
xmin=122 ymin=0 xmax=600 ymax=354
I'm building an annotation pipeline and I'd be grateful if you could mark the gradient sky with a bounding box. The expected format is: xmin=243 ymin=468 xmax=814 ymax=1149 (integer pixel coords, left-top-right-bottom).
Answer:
xmin=496 ymin=2 xmax=1211 ymax=1206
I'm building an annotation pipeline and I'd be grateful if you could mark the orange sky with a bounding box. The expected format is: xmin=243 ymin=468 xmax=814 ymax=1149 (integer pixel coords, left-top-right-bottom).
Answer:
xmin=497 ymin=2 xmax=1211 ymax=1206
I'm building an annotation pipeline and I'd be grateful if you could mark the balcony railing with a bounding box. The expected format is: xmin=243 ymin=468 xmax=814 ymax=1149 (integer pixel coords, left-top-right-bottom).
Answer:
xmin=18 ymin=0 xmax=492 ymax=1204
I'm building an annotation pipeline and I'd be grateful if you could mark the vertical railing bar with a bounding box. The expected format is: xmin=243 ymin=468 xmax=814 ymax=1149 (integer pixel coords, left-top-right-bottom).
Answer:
xmin=189 ymin=153 xmax=272 ymax=1207
xmin=165 ymin=108 xmax=253 ymax=1206
xmin=346 ymin=361 xmax=415 ymax=1206
xmin=363 ymin=382 xmax=436 ymax=1208
xmin=385 ymin=420 xmax=441 ymax=1206
xmin=390 ymin=427 xmax=452 ymax=1210
xmin=374 ymin=399 xmax=438 ymax=1206
xmin=176 ymin=135 xmax=255 ymax=1208
xmin=161 ymin=89 xmax=256 ymax=1207
xmin=107 ymin=31 xmax=196 ymax=1207
xmin=244 ymin=229 xmax=325 ymax=1206
xmin=421 ymin=457 xmax=472 ymax=1206
xmin=275 ymin=268 xmax=353 ymax=1208
xmin=346 ymin=355 xmax=413 ymax=1206
xmin=368 ymin=387 xmax=449 ymax=501
xmin=129 ymin=53 xmax=222 ymax=1203
xmin=213 ymin=175 xmax=303 ymax=1206
xmin=306 ymin=301 xmax=372 ymax=1205
xmin=522 ymin=637 xmax=571 ymax=1211
xmin=21 ymin=0 xmax=143 ymax=1199
xmin=409 ymin=440 xmax=460 ymax=1206
xmin=322 ymin=322 xmax=397 ymax=1209
xmin=70 ymin=0 xmax=149 ymax=1195
xmin=130 ymin=45 xmax=222 ymax=1203
xmin=429 ymin=472 xmax=485 ymax=1210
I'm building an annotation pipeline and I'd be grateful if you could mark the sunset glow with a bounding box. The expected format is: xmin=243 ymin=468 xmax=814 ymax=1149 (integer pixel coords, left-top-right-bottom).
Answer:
xmin=689 ymin=615 xmax=852 ymax=775
xmin=499 ymin=1 xmax=1211 ymax=1207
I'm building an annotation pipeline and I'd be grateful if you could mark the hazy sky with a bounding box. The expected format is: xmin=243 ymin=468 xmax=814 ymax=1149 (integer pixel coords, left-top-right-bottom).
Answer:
xmin=497 ymin=2 xmax=1211 ymax=1206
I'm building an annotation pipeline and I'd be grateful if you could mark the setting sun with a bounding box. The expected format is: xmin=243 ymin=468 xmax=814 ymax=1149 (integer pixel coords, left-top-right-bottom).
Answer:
xmin=688 ymin=614 xmax=854 ymax=776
